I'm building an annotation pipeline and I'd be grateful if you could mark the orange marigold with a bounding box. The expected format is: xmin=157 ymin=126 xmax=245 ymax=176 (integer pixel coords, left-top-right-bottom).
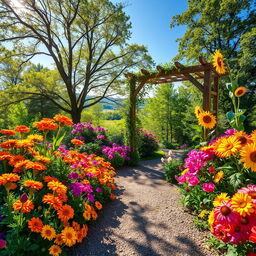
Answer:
xmin=54 ymin=234 xmax=64 ymax=245
xmin=8 ymin=155 xmax=25 ymax=166
xmin=48 ymin=181 xmax=67 ymax=194
xmin=95 ymin=201 xmax=102 ymax=210
xmin=41 ymin=225 xmax=56 ymax=240
xmin=56 ymin=193 xmax=68 ymax=203
xmin=71 ymin=139 xmax=84 ymax=146
xmin=0 ymin=129 xmax=16 ymax=136
xmin=72 ymin=221 xmax=81 ymax=231
xmin=43 ymin=176 xmax=59 ymax=183
xmin=0 ymin=173 xmax=20 ymax=186
xmin=53 ymin=114 xmax=73 ymax=126
xmin=84 ymin=203 xmax=93 ymax=212
xmin=34 ymin=119 xmax=58 ymax=131
xmin=28 ymin=217 xmax=43 ymax=233
xmin=24 ymin=180 xmax=43 ymax=190
xmin=49 ymin=245 xmax=62 ymax=256
xmin=1 ymin=139 xmax=17 ymax=149
xmin=25 ymin=161 xmax=47 ymax=171
xmin=15 ymin=125 xmax=30 ymax=133
xmin=91 ymin=210 xmax=98 ymax=220
xmin=61 ymin=227 xmax=77 ymax=247
xmin=0 ymin=152 xmax=13 ymax=161
xmin=57 ymin=205 xmax=74 ymax=222
xmin=83 ymin=211 xmax=91 ymax=221
xmin=34 ymin=155 xmax=51 ymax=164
xmin=42 ymin=193 xmax=62 ymax=210
xmin=13 ymin=200 xmax=34 ymax=213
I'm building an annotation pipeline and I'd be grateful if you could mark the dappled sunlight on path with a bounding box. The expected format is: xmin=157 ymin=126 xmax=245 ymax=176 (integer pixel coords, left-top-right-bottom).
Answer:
xmin=72 ymin=154 xmax=216 ymax=256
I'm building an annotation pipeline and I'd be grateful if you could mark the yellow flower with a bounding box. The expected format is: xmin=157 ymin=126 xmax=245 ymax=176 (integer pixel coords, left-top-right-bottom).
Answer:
xmin=251 ymin=130 xmax=256 ymax=141
xmin=240 ymin=142 xmax=256 ymax=172
xmin=213 ymin=171 xmax=224 ymax=183
xmin=214 ymin=136 xmax=241 ymax=158
xmin=41 ymin=225 xmax=56 ymax=240
xmin=198 ymin=209 xmax=208 ymax=218
xmin=198 ymin=111 xmax=216 ymax=129
xmin=208 ymin=210 xmax=215 ymax=232
xmin=61 ymin=227 xmax=77 ymax=247
xmin=181 ymin=168 xmax=189 ymax=175
xmin=49 ymin=245 xmax=62 ymax=256
xmin=213 ymin=193 xmax=230 ymax=207
xmin=234 ymin=87 xmax=246 ymax=97
xmin=194 ymin=106 xmax=202 ymax=118
xmin=231 ymin=192 xmax=254 ymax=217
xmin=212 ymin=49 xmax=226 ymax=74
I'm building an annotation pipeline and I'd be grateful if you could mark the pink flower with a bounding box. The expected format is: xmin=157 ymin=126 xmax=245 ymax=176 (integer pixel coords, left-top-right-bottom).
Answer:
xmin=0 ymin=239 xmax=6 ymax=248
xmin=188 ymin=176 xmax=199 ymax=186
xmin=202 ymin=182 xmax=215 ymax=192
xmin=175 ymin=175 xmax=186 ymax=184
xmin=214 ymin=201 xmax=240 ymax=224
xmin=208 ymin=167 xmax=215 ymax=173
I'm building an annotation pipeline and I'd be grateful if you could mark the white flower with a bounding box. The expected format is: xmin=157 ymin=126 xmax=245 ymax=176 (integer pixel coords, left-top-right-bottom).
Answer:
xmin=161 ymin=157 xmax=165 ymax=163
xmin=168 ymin=150 xmax=173 ymax=156
xmin=167 ymin=157 xmax=172 ymax=163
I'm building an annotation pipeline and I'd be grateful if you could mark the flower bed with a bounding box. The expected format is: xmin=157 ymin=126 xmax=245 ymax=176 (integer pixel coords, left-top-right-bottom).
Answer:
xmin=0 ymin=115 xmax=116 ymax=255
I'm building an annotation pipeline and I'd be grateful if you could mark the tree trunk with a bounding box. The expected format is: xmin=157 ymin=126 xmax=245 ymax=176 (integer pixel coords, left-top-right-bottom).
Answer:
xmin=71 ymin=110 xmax=82 ymax=124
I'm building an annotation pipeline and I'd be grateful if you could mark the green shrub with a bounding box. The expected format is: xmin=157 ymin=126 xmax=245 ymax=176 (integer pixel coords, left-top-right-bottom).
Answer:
xmin=108 ymin=152 xmax=125 ymax=168
xmin=164 ymin=160 xmax=181 ymax=183
xmin=160 ymin=141 xmax=179 ymax=149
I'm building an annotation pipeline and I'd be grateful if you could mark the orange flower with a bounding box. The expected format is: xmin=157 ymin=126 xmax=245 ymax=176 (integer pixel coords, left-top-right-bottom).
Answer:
xmin=34 ymin=155 xmax=51 ymax=164
xmin=54 ymin=234 xmax=64 ymax=245
xmin=56 ymin=193 xmax=68 ymax=203
xmin=57 ymin=205 xmax=74 ymax=222
xmin=41 ymin=225 xmax=56 ymax=240
xmin=91 ymin=210 xmax=98 ymax=220
xmin=84 ymin=203 xmax=93 ymax=212
xmin=26 ymin=161 xmax=47 ymax=171
xmin=61 ymin=227 xmax=77 ymax=247
xmin=0 ymin=129 xmax=16 ymax=136
xmin=234 ymin=87 xmax=246 ymax=97
xmin=42 ymin=193 xmax=62 ymax=210
xmin=95 ymin=201 xmax=102 ymax=210
xmin=7 ymin=182 xmax=17 ymax=191
xmin=15 ymin=125 xmax=30 ymax=133
xmin=27 ymin=134 xmax=44 ymax=142
xmin=8 ymin=155 xmax=25 ymax=166
xmin=13 ymin=200 xmax=34 ymax=213
xmin=83 ymin=211 xmax=91 ymax=221
xmin=110 ymin=193 xmax=116 ymax=200
xmin=28 ymin=217 xmax=43 ymax=233
xmin=48 ymin=181 xmax=67 ymax=194
xmin=72 ymin=221 xmax=81 ymax=231
xmin=49 ymin=245 xmax=62 ymax=256
xmin=0 ymin=173 xmax=20 ymax=186
xmin=13 ymin=160 xmax=32 ymax=173
xmin=34 ymin=119 xmax=58 ymax=131
xmin=24 ymin=180 xmax=43 ymax=190
xmin=71 ymin=139 xmax=84 ymax=146
xmin=43 ymin=176 xmax=59 ymax=183
xmin=0 ymin=151 xmax=13 ymax=161
xmin=1 ymin=139 xmax=17 ymax=149
xmin=15 ymin=139 xmax=34 ymax=148
xmin=53 ymin=114 xmax=73 ymax=126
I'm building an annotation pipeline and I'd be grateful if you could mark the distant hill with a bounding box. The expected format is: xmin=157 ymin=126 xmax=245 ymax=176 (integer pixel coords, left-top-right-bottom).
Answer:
xmin=85 ymin=96 xmax=124 ymax=110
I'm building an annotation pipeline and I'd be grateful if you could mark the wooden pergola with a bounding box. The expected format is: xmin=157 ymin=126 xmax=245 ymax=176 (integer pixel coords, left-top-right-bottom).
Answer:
xmin=125 ymin=56 xmax=227 ymax=159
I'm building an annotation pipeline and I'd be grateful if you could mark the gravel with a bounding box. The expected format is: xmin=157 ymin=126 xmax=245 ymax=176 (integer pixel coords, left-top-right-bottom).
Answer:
xmin=71 ymin=152 xmax=218 ymax=256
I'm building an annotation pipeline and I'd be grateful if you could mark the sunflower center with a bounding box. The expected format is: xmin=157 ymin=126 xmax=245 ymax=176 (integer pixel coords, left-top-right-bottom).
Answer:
xmin=248 ymin=191 xmax=256 ymax=199
xmin=66 ymin=232 xmax=73 ymax=239
xmin=220 ymin=206 xmax=231 ymax=216
xmin=237 ymin=136 xmax=247 ymax=145
xmin=225 ymin=143 xmax=233 ymax=150
xmin=250 ymin=151 xmax=256 ymax=163
xmin=236 ymin=89 xmax=243 ymax=96
xmin=217 ymin=57 xmax=222 ymax=67
xmin=203 ymin=115 xmax=212 ymax=123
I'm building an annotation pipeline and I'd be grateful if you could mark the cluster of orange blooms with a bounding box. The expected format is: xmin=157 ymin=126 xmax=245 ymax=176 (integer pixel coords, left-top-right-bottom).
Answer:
xmin=0 ymin=115 xmax=116 ymax=256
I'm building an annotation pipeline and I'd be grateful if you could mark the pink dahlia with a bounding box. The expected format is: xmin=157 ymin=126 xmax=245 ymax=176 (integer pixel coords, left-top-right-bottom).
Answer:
xmin=188 ymin=176 xmax=199 ymax=186
xmin=202 ymin=182 xmax=215 ymax=193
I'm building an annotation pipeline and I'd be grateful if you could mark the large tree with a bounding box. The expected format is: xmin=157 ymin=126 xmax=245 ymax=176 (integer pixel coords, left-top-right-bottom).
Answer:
xmin=0 ymin=0 xmax=152 ymax=122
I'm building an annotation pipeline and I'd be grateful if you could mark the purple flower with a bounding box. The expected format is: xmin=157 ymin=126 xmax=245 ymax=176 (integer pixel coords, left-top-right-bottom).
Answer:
xmin=97 ymin=135 xmax=105 ymax=140
xmin=69 ymin=182 xmax=86 ymax=197
xmin=225 ymin=128 xmax=236 ymax=135
xmin=95 ymin=187 xmax=103 ymax=193
xmin=68 ymin=172 xmax=79 ymax=179
xmin=87 ymin=193 xmax=95 ymax=202
xmin=92 ymin=160 xmax=99 ymax=165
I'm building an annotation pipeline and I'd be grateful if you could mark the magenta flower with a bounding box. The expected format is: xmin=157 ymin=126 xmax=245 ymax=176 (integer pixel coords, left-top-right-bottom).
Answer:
xmin=188 ymin=176 xmax=199 ymax=186
xmin=0 ymin=239 xmax=6 ymax=249
xmin=202 ymin=182 xmax=215 ymax=192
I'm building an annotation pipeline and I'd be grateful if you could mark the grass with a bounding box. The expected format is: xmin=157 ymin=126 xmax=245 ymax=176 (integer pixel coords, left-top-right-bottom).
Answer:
xmin=141 ymin=150 xmax=165 ymax=160
xmin=100 ymin=119 xmax=125 ymax=136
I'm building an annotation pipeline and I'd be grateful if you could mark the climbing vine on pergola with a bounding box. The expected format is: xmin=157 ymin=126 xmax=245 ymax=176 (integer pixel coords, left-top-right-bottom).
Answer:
xmin=125 ymin=56 xmax=227 ymax=160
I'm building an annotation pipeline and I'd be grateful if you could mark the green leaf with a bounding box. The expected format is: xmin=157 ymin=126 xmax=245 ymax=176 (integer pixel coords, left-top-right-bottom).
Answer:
xmin=226 ymin=111 xmax=235 ymax=121
xmin=226 ymin=83 xmax=232 ymax=91
xmin=239 ymin=115 xmax=246 ymax=122
xmin=229 ymin=173 xmax=244 ymax=190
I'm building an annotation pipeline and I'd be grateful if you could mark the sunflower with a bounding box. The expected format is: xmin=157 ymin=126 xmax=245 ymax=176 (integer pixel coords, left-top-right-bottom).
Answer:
xmin=198 ymin=111 xmax=216 ymax=129
xmin=231 ymin=192 xmax=254 ymax=216
xmin=41 ymin=225 xmax=56 ymax=240
xmin=194 ymin=106 xmax=202 ymax=118
xmin=233 ymin=131 xmax=252 ymax=146
xmin=28 ymin=217 xmax=43 ymax=233
xmin=57 ymin=205 xmax=74 ymax=222
xmin=214 ymin=136 xmax=241 ymax=158
xmin=234 ymin=87 xmax=246 ymax=97
xmin=213 ymin=171 xmax=224 ymax=183
xmin=240 ymin=142 xmax=256 ymax=172
xmin=49 ymin=245 xmax=62 ymax=256
xmin=212 ymin=49 xmax=226 ymax=74
xmin=213 ymin=193 xmax=230 ymax=207
xmin=61 ymin=227 xmax=77 ymax=247
xmin=251 ymin=130 xmax=256 ymax=141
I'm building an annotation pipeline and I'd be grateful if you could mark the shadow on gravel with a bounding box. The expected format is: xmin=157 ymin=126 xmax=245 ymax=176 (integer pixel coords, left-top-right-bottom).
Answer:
xmin=114 ymin=201 xmax=206 ymax=256
xmin=70 ymin=187 xmax=128 ymax=256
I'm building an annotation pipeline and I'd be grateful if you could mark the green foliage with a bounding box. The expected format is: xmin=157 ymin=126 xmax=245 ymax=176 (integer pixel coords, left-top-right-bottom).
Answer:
xmin=107 ymin=153 xmax=125 ymax=169
xmin=164 ymin=160 xmax=181 ymax=183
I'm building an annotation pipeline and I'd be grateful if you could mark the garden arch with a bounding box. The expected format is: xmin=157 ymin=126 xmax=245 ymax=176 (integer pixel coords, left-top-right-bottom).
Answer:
xmin=125 ymin=56 xmax=227 ymax=160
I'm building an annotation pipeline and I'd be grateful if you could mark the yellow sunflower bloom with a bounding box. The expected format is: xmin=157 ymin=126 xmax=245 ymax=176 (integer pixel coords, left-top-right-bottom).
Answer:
xmin=214 ymin=136 xmax=241 ymax=158
xmin=194 ymin=106 xmax=202 ymax=118
xmin=212 ymin=50 xmax=226 ymax=74
xmin=198 ymin=111 xmax=216 ymax=129
xmin=213 ymin=193 xmax=230 ymax=207
xmin=234 ymin=87 xmax=246 ymax=97
xmin=240 ymin=142 xmax=256 ymax=172
xmin=231 ymin=192 xmax=254 ymax=217
xmin=251 ymin=130 xmax=256 ymax=141
xmin=233 ymin=131 xmax=252 ymax=147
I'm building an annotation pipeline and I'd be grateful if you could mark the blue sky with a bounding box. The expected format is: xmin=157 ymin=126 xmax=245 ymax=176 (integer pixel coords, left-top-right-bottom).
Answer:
xmin=32 ymin=0 xmax=187 ymax=66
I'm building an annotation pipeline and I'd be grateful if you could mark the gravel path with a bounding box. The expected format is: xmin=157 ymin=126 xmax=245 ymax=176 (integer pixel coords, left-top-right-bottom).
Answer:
xmin=71 ymin=151 xmax=217 ymax=256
